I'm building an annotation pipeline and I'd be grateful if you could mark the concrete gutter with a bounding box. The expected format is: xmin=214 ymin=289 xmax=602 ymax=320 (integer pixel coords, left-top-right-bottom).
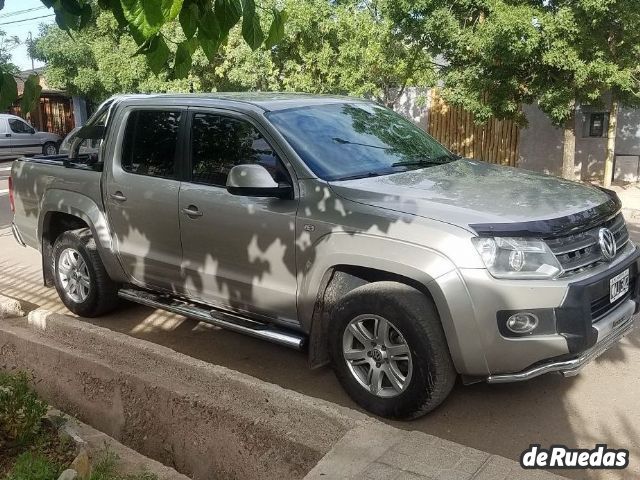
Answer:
xmin=52 ymin=408 xmax=190 ymax=480
xmin=0 ymin=309 xmax=563 ymax=480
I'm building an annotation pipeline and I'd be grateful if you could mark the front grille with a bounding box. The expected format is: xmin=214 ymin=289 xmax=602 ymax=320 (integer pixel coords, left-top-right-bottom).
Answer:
xmin=546 ymin=214 xmax=630 ymax=276
xmin=590 ymin=276 xmax=636 ymax=322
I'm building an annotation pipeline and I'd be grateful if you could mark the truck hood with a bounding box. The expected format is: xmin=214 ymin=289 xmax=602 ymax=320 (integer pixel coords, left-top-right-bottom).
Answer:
xmin=328 ymin=159 xmax=618 ymax=236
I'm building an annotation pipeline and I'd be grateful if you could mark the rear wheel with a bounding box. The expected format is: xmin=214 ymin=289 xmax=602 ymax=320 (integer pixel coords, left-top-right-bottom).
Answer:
xmin=52 ymin=228 xmax=119 ymax=317
xmin=329 ymin=281 xmax=456 ymax=419
xmin=43 ymin=142 xmax=58 ymax=156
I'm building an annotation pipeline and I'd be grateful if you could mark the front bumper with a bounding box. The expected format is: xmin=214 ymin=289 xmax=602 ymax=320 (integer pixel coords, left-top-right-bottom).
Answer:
xmin=486 ymin=299 xmax=636 ymax=383
xmin=451 ymin=244 xmax=640 ymax=377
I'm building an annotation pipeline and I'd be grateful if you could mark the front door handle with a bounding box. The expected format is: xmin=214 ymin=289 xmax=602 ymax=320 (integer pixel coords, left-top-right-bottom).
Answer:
xmin=109 ymin=191 xmax=127 ymax=202
xmin=182 ymin=205 xmax=203 ymax=217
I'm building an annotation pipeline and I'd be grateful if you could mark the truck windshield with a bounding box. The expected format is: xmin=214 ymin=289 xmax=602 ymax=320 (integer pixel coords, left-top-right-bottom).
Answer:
xmin=266 ymin=103 xmax=457 ymax=181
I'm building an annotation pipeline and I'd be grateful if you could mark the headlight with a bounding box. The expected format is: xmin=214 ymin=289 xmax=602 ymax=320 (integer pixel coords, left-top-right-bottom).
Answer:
xmin=471 ymin=237 xmax=563 ymax=279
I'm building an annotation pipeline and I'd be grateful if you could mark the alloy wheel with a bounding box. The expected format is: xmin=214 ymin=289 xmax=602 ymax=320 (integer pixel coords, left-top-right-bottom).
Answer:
xmin=342 ymin=314 xmax=413 ymax=398
xmin=57 ymin=248 xmax=90 ymax=303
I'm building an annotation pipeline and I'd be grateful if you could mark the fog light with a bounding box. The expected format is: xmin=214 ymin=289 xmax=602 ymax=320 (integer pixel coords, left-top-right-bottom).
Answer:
xmin=506 ymin=312 xmax=539 ymax=334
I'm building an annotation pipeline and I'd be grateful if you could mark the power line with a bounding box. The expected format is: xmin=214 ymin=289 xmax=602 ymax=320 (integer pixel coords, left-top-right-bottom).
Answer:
xmin=0 ymin=6 xmax=47 ymax=19
xmin=0 ymin=14 xmax=55 ymax=26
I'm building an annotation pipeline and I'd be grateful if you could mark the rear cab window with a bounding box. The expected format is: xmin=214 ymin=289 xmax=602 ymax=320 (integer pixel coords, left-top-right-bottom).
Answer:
xmin=121 ymin=110 xmax=182 ymax=179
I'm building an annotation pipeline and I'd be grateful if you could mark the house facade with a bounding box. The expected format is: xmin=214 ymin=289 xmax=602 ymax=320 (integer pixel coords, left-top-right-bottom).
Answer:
xmin=395 ymin=87 xmax=640 ymax=184
xmin=9 ymin=68 xmax=88 ymax=138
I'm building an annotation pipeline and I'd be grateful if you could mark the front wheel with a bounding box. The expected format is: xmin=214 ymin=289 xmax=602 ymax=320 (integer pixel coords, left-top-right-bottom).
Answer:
xmin=329 ymin=281 xmax=456 ymax=419
xmin=52 ymin=228 xmax=119 ymax=317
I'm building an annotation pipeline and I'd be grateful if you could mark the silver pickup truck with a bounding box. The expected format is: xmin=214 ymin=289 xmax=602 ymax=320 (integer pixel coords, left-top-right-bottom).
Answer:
xmin=9 ymin=93 xmax=639 ymax=419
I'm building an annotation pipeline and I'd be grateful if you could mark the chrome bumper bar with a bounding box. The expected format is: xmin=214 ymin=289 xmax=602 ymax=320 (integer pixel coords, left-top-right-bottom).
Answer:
xmin=487 ymin=304 xmax=636 ymax=384
xmin=11 ymin=222 xmax=26 ymax=247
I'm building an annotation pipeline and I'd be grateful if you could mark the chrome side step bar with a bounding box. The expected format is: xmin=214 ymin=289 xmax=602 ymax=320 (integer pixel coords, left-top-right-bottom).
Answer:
xmin=118 ymin=288 xmax=305 ymax=350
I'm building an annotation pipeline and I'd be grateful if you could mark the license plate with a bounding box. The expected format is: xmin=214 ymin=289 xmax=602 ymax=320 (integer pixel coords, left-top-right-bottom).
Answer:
xmin=610 ymin=269 xmax=630 ymax=303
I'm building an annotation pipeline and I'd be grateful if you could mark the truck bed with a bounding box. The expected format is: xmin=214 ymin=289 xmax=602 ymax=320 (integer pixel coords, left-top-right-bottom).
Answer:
xmin=11 ymin=154 xmax=104 ymax=250
xmin=19 ymin=153 xmax=103 ymax=172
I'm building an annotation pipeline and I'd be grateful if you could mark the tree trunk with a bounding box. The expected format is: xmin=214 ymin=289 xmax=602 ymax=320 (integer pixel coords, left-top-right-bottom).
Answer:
xmin=561 ymin=108 xmax=576 ymax=180
xmin=603 ymin=98 xmax=619 ymax=187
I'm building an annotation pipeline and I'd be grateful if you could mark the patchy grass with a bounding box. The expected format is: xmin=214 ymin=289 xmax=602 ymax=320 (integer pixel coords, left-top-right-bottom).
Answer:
xmin=5 ymin=452 xmax=61 ymax=480
xmin=0 ymin=372 xmax=76 ymax=478
xmin=90 ymin=450 xmax=158 ymax=480
xmin=0 ymin=372 xmax=159 ymax=480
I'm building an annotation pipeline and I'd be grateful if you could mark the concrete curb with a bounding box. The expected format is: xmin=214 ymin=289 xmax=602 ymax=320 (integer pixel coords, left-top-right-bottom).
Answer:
xmin=0 ymin=309 xmax=564 ymax=480
xmin=0 ymin=294 xmax=24 ymax=319
xmin=52 ymin=408 xmax=189 ymax=480
xmin=1 ymin=310 xmax=363 ymax=479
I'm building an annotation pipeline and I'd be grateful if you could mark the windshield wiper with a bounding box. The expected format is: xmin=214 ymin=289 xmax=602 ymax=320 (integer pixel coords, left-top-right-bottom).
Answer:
xmin=333 ymin=171 xmax=385 ymax=181
xmin=332 ymin=137 xmax=391 ymax=150
xmin=391 ymin=153 xmax=458 ymax=168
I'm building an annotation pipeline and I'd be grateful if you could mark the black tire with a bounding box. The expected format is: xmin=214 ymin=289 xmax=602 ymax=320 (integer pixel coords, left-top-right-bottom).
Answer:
xmin=329 ymin=281 xmax=456 ymax=419
xmin=43 ymin=141 xmax=58 ymax=156
xmin=52 ymin=228 xmax=119 ymax=317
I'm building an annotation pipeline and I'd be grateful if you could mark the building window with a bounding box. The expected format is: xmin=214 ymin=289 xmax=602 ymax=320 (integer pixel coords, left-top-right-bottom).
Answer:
xmin=588 ymin=113 xmax=606 ymax=137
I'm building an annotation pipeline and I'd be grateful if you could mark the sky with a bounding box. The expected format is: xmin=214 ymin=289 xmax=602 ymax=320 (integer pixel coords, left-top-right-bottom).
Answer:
xmin=1 ymin=0 xmax=55 ymax=72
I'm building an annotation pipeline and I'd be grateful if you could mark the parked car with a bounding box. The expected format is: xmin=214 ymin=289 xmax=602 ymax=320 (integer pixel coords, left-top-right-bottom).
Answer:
xmin=8 ymin=94 xmax=639 ymax=419
xmin=0 ymin=114 xmax=61 ymax=157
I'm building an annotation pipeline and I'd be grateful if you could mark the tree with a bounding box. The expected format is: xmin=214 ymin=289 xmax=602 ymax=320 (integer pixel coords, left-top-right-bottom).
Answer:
xmin=33 ymin=0 xmax=436 ymax=106
xmin=0 ymin=30 xmax=21 ymax=110
xmin=537 ymin=1 xmax=640 ymax=185
xmin=32 ymin=11 xmax=208 ymax=102
xmin=1 ymin=0 xmax=287 ymax=112
xmin=386 ymin=0 xmax=640 ymax=182
xmin=215 ymin=0 xmax=435 ymax=105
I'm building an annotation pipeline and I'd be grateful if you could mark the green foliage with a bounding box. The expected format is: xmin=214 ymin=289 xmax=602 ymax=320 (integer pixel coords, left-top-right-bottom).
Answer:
xmin=26 ymin=0 xmax=284 ymax=80
xmin=33 ymin=1 xmax=436 ymax=105
xmin=0 ymin=0 xmax=287 ymax=114
xmin=388 ymin=0 xmax=640 ymax=127
xmin=215 ymin=0 xmax=436 ymax=103
xmin=241 ymin=0 xmax=263 ymax=50
xmin=0 ymin=71 xmax=17 ymax=110
xmin=33 ymin=11 xmax=195 ymax=101
xmin=0 ymin=371 xmax=48 ymax=446
xmin=21 ymin=75 xmax=44 ymax=114
xmin=6 ymin=452 xmax=60 ymax=480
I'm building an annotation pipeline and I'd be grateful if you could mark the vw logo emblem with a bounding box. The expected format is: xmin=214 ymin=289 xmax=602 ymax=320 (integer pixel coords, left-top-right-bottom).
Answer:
xmin=599 ymin=228 xmax=617 ymax=261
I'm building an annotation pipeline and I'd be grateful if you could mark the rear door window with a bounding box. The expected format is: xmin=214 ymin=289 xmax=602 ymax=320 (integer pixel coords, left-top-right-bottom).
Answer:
xmin=121 ymin=110 xmax=182 ymax=179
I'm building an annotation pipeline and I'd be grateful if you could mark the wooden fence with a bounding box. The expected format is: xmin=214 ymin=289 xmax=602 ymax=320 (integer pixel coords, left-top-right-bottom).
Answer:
xmin=10 ymin=94 xmax=75 ymax=138
xmin=427 ymin=89 xmax=519 ymax=166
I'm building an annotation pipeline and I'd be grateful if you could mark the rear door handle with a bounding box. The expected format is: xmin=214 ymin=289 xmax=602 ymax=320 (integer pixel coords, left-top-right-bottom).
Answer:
xmin=5 ymin=134 xmax=11 ymax=137
xmin=109 ymin=191 xmax=127 ymax=202
xmin=182 ymin=205 xmax=203 ymax=217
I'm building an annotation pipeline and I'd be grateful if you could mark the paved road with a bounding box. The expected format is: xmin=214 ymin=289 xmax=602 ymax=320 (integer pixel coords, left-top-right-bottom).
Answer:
xmin=1 ymin=158 xmax=638 ymax=480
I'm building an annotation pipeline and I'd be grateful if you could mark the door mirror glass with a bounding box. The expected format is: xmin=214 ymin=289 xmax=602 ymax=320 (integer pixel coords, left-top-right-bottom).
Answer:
xmin=226 ymin=164 xmax=293 ymax=199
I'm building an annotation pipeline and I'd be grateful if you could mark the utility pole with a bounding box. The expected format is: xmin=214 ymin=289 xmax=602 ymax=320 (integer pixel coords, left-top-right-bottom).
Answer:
xmin=27 ymin=32 xmax=34 ymax=70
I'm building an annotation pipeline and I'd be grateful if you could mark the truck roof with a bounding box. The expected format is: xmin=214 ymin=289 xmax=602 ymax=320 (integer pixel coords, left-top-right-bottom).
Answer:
xmin=110 ymin=92 xmax=372 ymax=112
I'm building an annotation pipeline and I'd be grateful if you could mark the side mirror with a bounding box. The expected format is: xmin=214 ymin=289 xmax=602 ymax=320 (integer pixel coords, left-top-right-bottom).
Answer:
xmin=226 ymin=164 xmax=293 ymax=199
xmin=29 ymin=129 xmax=36 ymax=134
